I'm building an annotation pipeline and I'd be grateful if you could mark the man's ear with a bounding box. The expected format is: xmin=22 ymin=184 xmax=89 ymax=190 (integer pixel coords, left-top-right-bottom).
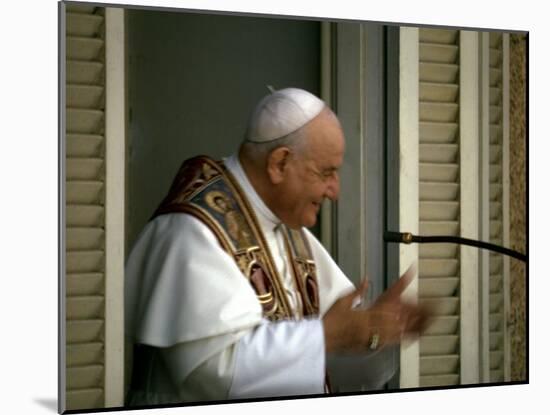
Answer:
xmin=266 ymin=147 xmax=291 ymax=184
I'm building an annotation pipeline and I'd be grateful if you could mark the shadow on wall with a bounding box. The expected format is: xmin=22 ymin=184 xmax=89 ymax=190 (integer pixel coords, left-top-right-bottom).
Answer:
xmin=34 ymin=398 xmax=57 ymax=413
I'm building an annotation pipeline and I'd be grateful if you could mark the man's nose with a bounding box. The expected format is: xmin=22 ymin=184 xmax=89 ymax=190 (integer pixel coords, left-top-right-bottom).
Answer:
xmin=325 ymin=175 xmax=340 ymax=201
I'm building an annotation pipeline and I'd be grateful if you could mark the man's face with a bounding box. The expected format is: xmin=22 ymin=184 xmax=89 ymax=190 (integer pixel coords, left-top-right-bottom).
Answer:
xmin=276 ymin=112 xmax=345 ymax=229
xmin=215 ymin=197 xmax=228 ymax=212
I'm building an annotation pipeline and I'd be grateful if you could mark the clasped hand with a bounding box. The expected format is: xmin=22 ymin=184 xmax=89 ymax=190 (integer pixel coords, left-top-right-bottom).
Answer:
xmin=323 ymin=264 xmax=432 ymax=353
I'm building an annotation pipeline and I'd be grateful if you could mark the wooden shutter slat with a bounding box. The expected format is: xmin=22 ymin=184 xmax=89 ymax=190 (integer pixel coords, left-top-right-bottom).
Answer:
xmin=419 ymin=221 xmax=459 ymax=235
xmin=67 ymin=365 xmax=104 ymax=389
xmin=490 ymin=220 xmax=502 ymax=239
xmin=67 ymin=36 xmax=105 ymax=61
xmin=66 ymin=134 xmax=104 ymax=158
xmin=67 ymin=227 xmax=105 ymax=251
xmin=490 ymin=125 xmax=502 ymax=144
xmin=420 ymin=374 xmax=459 ymax=387
xmin=419 ymin=259 xmax=459 ymax=277
xmin=490 ymin=294 xmax=503 ymax=313
xmin=420 ymin=355 xmax=460 ymax=375
xmin=420 ymin=244 xmax=458 ymax=259
xmin=66 ymin=12 xmax=104 ymax=37
xmin=420 ymin=335 xmax=459 ymax=355
xmin=420 ymin=43 xmax=459 ymax=64
xmin=490 ymin=255 xmax=503 ymax=274
xmin=66 ymin=389 xmax=103 ymax=411
xmin=420 ymin=122 xmax=458 ymax=143
xmin=423 ymin=316 xmax=459 ymax=335
xmin=490 ymin=105 xmax=503 ymax=124
xmin=66 ymin=181 xmax=104 ymax=205
xmin=490 ymin=87 xmax=502 ymax=106
xmin=491 ymin=370 xmax=504 ymax=382
xmin=420 ymin=144 xmax=459 ymax=164
xmin=66 ymin=251 xmax=104 ymax=273
xmin=420 ymin=82 xmax=459 ymax=103
xmin=67 ymin=296 xmax=105 ymax=320
xmin=490 ymin=274 xmax=503 ymax=294
xmin=490 ymin=351 xmax=504 ymax=370
xmin=490 ymin=318 xmax=503 ymax=335
xmin=66 ymin=109 xmax=104 ymax=134
xmin=420 ymin=62 xmax=459 ymax=84
xmin=490 ymin=144 xmax=502 ymax=164
xmin=67 ymin=273 xmax=104 ymax=296
xmin=420 ymin=201 xmax=459 ymax=221
xmin=490 ymin=164 xmax=502 ymax=183
xmin=490 ymin=48 xmax=503 ymax=67
xmin=67 ymin=158 xmax=104 ymax=181
xmin=489 ymin=32 xmax=502 ymax=48
xmin=67 ymin=61 xmax=104 ymax=86
xmin=420 ymin=163 xmax=459 ymax=183
xmin=490 ymin=68 xmax=502 ymax=86
xmin=420 ymin=182 xmax=459 ymax=201
xmin=490 ymin=202 xmax=502 ymax=219
xmin=67 ymin=85 xmax=105 ymax=109
xmin=490 ymin=184 xmax=502 ymax=201
xmin=490 ymin=333 xmax=503 ymax=351
xmin=420 ymin=102 xmax=458 ymax=122
xmin=66 ymin=4 xmax=97 ymax=14
xmin=419 ymin=277 xmax=459 ymax=297
xmin=67 ymin=320 xmax=104 ymax=344
xmin=67 ymin=343 xmax=104 ymax=366
xmin=419 ymin=29 xmax=458 ymax=44
xmin=490 ymin=314 xmax=503 ymax=331
xmin=420 ymin=297 xmax=460 ymax=316
xmin=66 ymin=205 xmax=104 ymax=227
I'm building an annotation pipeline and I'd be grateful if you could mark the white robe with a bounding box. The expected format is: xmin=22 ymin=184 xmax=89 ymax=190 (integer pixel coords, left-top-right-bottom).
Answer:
xmin=124 ymin=154 xmax=355 ymax=405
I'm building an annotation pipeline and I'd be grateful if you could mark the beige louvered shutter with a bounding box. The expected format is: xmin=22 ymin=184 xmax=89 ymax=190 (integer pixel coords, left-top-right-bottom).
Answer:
xmin=418 ymin=28 xmax=461 ymax=387
xmin=487 ymin=31 xmax=509 ymax=383
xmin=65 ymin=4 xmax=106 ymax=410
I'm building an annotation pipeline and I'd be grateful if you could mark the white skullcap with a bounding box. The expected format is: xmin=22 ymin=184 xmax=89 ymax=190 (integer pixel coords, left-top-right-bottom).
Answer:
xmin=245 ymin=87 xmax=325 ymax=143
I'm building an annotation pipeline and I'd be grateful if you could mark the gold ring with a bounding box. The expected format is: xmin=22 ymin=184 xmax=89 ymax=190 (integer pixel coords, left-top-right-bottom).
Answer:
xmin=369 ymin=333 xmax=380 ymax=350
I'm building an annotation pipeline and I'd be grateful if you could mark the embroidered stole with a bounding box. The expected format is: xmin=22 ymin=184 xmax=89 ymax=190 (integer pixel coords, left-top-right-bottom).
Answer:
xmin=152 ymin=156 xmax=320 ymax=320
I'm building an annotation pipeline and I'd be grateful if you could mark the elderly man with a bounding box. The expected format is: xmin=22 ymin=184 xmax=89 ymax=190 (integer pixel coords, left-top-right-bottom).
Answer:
xmin=124 ymin=87 xmax=428 ymax=405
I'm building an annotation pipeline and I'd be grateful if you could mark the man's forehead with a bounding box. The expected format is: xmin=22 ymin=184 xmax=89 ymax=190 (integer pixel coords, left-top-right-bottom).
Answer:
xmin=305 ymin=146 xmax=344 ymax=170
xmin=305 ymin=125 xmax=345 ymax=157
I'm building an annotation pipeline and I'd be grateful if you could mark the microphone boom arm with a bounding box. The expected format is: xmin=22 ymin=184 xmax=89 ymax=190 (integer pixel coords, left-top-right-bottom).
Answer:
xmin=384 ymin=231 xmax=527 ymax=262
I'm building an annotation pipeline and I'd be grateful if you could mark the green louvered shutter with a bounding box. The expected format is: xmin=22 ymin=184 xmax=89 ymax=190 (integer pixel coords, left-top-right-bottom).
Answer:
xmin=65 ymin=4 xmax=106 ymax=410
xmin=488 ymin=31 xmax=507 ymax=383
xmin=418 ymin=28 xmax=461 ymax=387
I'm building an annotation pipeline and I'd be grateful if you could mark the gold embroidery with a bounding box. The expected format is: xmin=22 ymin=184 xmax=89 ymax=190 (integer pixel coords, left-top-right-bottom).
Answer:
xmin=281 ymin=227 xmax=320 ymax=317
xmin=152 ymin=156 xmax=318 ymax=321
xmin=234 ymin=247 xmax=284 ymax=319
xmin=202 ymin=163 xmax=218 ymax=181
xmin=205 ymin=190 xmax=253 ymax=248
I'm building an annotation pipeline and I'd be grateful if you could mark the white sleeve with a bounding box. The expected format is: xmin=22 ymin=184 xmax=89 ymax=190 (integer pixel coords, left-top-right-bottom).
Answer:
xmin=228 ymin=318 xmax=326 ymax=399
xmin=160 ymin=318 xmax=326 ymax=401
xmin=159 ymin=333 xmax=241 ymax=402
xmin=125 ymin=213 xmax=263 ymax=348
